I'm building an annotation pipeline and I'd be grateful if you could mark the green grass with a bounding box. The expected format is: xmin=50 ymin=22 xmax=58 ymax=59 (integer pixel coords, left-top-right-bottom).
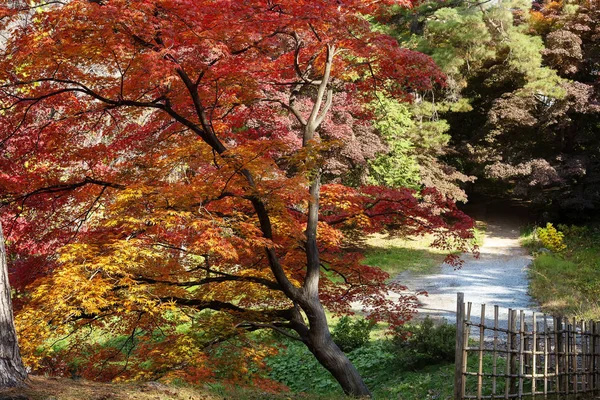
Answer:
xmin=363 ymin=224 xmax=485 ymax=278
xmin=525 ymin=225 xmax=600 ymax=320
xmin=363 ymin=234 xmax=447 ymax=277
xmin=520 ymin=225 xmax=541 ymax=250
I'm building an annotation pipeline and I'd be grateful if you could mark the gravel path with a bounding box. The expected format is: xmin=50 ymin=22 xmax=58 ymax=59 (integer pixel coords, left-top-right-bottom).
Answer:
xmin=391 ymin=204 xmax=539 ymax=329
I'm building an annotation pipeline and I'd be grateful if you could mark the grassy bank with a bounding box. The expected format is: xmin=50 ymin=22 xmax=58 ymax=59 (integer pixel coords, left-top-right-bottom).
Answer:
xmin=364 ymin=222 xmax=485 ymax=279
xmin=524 ymin=225 xmax=600 ymax=320
xmin=363 ymin=234 xmax=451 ymax=277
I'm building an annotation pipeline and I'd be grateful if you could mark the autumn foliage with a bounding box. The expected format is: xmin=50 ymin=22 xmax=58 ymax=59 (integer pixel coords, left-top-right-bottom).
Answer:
xmin=0 ymin=0 xmax=474 ymax=394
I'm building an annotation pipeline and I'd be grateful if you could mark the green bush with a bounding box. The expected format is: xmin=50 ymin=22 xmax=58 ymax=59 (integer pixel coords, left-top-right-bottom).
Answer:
xmin=392 ymin=317 xmax=456 ymax=369
xmin=331 ymin=316 xmax=375 ymax=353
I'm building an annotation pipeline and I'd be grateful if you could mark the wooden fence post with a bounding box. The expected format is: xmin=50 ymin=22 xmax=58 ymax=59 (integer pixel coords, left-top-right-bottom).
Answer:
xmin=555 ymin=317 xmax=562 ymax=396
xmin=505 ymin=309 xmax=513 ymax=400
xmin=492 ymin=305 xmax=499 ymax=397
xmin=478 ymin=304 xmax=485 ymax=400
xmin=593 ymin=322 xmax=598 ymax=396
xmin=510 ymin=309 xmax=518 ymax=394
xmin=455 ymin=292 xmax=466 ymax=400
xmin=519 ymin=310 xmax=525 ymax=397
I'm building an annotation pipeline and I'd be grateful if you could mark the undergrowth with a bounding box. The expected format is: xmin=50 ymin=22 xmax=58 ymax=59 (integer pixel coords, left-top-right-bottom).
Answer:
xmin=266 ymin=317 xmax=458 ymax=399
xmin=524 ymin=224 xmax=600 ymax=319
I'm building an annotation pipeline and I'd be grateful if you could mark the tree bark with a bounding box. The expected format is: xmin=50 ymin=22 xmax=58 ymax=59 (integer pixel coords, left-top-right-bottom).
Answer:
xmin=295 ymin=172 xmax=372 ymax=397
xmin=298 ymin=295 xmax=372 ymax=398
xmin=0 ymin=221 xmax=27 ymax=388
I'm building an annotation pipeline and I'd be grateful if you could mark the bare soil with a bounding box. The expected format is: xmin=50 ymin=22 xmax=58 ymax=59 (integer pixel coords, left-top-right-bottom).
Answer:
xmin=0 ymin=376 xmax=217 ymax=400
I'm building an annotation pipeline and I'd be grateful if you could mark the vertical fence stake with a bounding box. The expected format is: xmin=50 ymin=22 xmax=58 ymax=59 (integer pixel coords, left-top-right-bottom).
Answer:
xmin=593 ymin=322 xmax=597 ymax=397
xmin=531 ymin=313 xmax=538 ymax=399
xmin=574 ymin=318 xmax=579 ymax=396
xmin=506 ymin=309 xmax=513 ymax=400
xmin=543 ymin=314 xmax=548 ymax=399
xmin=555 ymin=317 xmax=562 ymax=400
xmin=455 ymin=293 xmax=465 ymax=400
xmin=510 ymin=309 xmax=518 ymax=395
xmin=519 ymin=310 xmax=525 ymax=398
xmin=478 ymin=304 xmax=485 ymax=400
xmin=583 ymin=320 xmax=588 ymax=394
xmin=493 ymin=305 xmax=499 ymax=399
xmin=565 ymin=318 xmax=572 ymax=395
xmin=465 ymin=302 xmax=472 ymax=397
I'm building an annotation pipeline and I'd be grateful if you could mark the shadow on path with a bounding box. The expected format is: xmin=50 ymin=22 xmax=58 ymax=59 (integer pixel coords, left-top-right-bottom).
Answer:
xmin=391 ymin=201 xmax=539 ymax=330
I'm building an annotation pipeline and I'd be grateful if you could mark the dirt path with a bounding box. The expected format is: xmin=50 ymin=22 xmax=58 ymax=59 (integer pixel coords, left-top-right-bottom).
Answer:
xmin=391 ymin=202 xmax=539 ymax=329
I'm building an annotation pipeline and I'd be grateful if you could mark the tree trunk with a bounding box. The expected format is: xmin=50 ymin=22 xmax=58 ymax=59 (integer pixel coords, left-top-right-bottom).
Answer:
xmin=309 ymin=337 xmax=371 ymax=398
xmin=0 ymin=221 xmax=27 ymax=388
xmin=297 ymin=167 xmax=371 ymax=397
xmin=300 ymin=297 xmax=372 ymax=398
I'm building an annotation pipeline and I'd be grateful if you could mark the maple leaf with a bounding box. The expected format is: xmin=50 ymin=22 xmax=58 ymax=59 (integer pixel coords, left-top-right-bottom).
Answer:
xmin=0 ymin=0 xmax=471 ymax=396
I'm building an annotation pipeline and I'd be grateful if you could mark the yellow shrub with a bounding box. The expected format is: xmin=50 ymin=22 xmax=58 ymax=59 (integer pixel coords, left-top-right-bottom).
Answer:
xmin=537 ymin=223 xmax=567 ymax=253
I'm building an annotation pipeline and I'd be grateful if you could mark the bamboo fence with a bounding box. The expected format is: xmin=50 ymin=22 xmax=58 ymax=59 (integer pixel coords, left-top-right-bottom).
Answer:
xmin=455 ymin=293 xmax=600 ymax=399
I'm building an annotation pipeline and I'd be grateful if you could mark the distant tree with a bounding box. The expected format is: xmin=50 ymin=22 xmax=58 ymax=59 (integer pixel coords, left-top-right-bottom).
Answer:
xmin=367 ymin=94 xmax=474 ymax=201
xmin=403 ymin=0 xmax=600 ymax=216
xmin=467 ymin=0 xmax=600 ymax=215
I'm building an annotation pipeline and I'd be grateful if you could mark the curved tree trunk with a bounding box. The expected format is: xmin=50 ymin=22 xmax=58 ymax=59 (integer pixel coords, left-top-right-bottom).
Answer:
xmin=0 ymin=221 xmax=27 ymax=388
xmin=299 ymin=296 xmax=371 ymax=397
xmin=295 ymin=173 xmax=372 ymax=398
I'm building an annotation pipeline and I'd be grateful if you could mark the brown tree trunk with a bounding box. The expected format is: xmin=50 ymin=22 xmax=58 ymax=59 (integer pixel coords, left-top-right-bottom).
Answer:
xmin=298 ymin=296 xmax=372 ymax=398
xmin=0 ymin=221 xmax=27 ymax=388
xmin=296 ymin=174 xmax=371 ymax=398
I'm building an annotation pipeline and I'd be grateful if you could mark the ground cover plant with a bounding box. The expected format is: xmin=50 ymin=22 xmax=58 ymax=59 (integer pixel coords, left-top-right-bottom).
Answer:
xmin=266 ymin=318 xmax=459 ymax=399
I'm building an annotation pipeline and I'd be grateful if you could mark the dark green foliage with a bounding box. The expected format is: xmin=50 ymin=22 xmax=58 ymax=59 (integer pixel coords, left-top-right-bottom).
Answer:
xmin=266 ymin=339 xmax=340 ymax=393
xmin=383 ymin=0 xmax=600 ymax=217
xmin=392 ymin=317 xmax=456 ymax=369
xmin=267 ymin=339 xmax=418 ymax=396
xmin=331 ymin=316 xmax=375 ymax=353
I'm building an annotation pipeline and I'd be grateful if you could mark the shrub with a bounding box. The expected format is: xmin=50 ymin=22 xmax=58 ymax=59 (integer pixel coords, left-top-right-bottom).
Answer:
xmin=537 ymin=223 xmax=566 ymax=253
xmin=392 ymin=317 xmax=456 ymax=369
xmin=331 ymin=316 xmax=375 ymax=353
xmin=556 ymin=224 xmax=588 ymax=237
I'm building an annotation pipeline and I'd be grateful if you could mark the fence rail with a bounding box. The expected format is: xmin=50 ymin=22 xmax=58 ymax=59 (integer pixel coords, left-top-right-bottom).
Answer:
xmin=455 ymin=293 xmax=600 ymax=399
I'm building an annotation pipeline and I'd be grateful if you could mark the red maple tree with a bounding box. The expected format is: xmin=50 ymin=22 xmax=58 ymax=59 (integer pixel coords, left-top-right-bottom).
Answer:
xmin=0 ymin=0 xmax=474 ymax=395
